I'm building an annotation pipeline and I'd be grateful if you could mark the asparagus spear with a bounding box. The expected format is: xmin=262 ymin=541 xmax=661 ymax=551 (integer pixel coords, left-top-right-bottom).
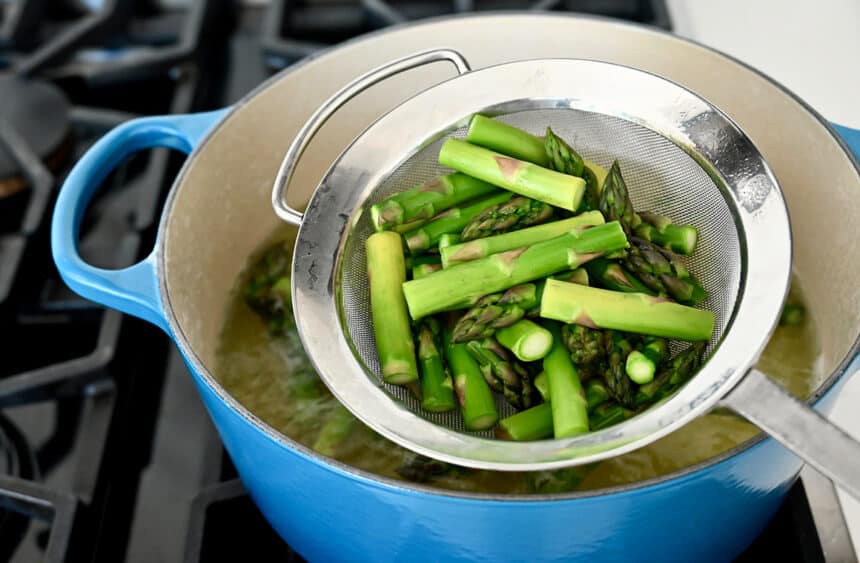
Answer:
xmin=404 ymin=192 xmax=513 ymax=253
xmin=626 ymin=337 xmax=668 ymax=385
xmin=622 ymin=237 xmax=708 ymax=304
xmin=417 ymin=320 xmax=457 ymax=412
xmin=544 ymin=127 xmax=585 ymax=177
xmin=585 ymin=380 xmax=610 ymax=412
xmin=496 ymin=403 xmax=554 ymax=441
xmin=585 ymin=258 xmax=656 ymax=295
xmin=243 ymin=242 xmax=295 ymax=334
xmin=466 ymin=114 xmax=550 ymax=166
xmin=603 ymin=331 xmax=637 ymax=408
xmin=370 ymin=173 xmax=498 ymax=233
xmin=635 ymin=342 xmax=706 ymax=407
xmin=543 ymin=324 xmax=590 ymax=438
xmin=438 ymin=233 xmax=461 ymax=250
xmin=466 ymin=338 xmax=533 ymax=409
xmin=635 ymin=211 xmax=699 ymax=255
xmin=580 ymin=164 xmax=602 ymax=211
xmin=443 ymin=328 xmax=499 ymax=431
xmin=402 ymin=221 xmax=628 ymax=319
xmin=599 ymin=160 xmax=640 ymax=231
xmin=367 ymin=232 xmax=419 ymax=384
xmin=540 ymin=279 xmax=715 ymax=341
xmin=460 ymin=196 xmax=554 ymax=242
xmin=313 ymin=405 xmax=357 ymax=457
xmin=412 ymin=263 xmax=442 ymax=280
xmin=534 ymin=371 xmax=550 ymax=402
xmin=438 ymin=139 xmax=586 ymax=211
xmin=442 ymin=211 xmax=605 ymax=267
xmin=590 ymin=402 xmax=634 ymax=431
xmin=561 ymin=324 xmax=605 ymax=367
xmin=495 ymin=319 xmax=554 ymax=362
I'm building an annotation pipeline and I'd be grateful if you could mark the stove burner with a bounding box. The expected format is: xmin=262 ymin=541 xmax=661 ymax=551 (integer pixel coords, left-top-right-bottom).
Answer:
xmin=0 ymin=74 xmax=70 ymax=196
xmin=0 ymin=413 xmax=38 ymax=561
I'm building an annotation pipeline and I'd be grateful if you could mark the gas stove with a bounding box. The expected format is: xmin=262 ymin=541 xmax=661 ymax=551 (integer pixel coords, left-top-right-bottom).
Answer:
xmin=0 ymin=1 xmax=853 ymax=561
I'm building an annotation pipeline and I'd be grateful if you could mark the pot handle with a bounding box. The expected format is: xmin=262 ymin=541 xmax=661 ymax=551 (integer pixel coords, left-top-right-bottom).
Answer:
xmin=51 ymin=109 xmax=229 ymax=333
xmin=721 ymin=369 xmax=860 ymax=499
xmin=271 ymin=48 xmax=471 ymax=226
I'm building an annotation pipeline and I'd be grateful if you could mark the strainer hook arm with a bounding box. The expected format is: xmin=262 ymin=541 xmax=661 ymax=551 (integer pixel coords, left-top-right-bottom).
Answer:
xmin=271 ymin=48 xmax=472 ymax=226
xmin=722 ymin=368 xmax=860 ymax=500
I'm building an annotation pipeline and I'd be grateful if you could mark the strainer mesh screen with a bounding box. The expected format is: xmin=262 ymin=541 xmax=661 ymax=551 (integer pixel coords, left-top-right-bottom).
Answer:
xmin=339 ymin=108 xmax=740 ymax=435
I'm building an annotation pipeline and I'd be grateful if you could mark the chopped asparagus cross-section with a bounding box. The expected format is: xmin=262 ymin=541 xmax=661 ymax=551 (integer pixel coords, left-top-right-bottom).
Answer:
xmin=496 ymin=319 xmax=554 ymax=362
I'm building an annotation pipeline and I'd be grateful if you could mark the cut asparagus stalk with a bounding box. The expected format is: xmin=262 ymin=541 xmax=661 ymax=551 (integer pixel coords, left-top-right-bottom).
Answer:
xmin=404 ymin=192 xmax=513 ymax=253
xmin=635 ymin=342 xmax=706 ymax=407
xmin=495 ymin=319 xmax=554 ymax=362
xmin=635 ymin=211 xmax=699 ymax=255
xmin=496 ymin=403 xmax=554 ymax=441
xmin=543 ymin=324 xmax=590 ymax=438
xmin=585 ymin=258 xmax=656 ymax=295
xmin=558 ymin=268 xmax=589 ymax=287
xmin=370 ymin=173 xmax=498 ymax=233
xmin=603 ymin=331 xmax=637 ymax=408
xmin=452 ymin=283 xmax=539 ymax=342
xmin=466 ymin=114 xmax=550 ymax=166
xmin=438 ymin=233 xmax=461 ymax=250
xmin=403 ymin=221 xmax=628 ymax=319
xmin=412 ymin=263 xmax=442 ymax=280
xmin=622 ymin=237 xmax=708 ymax=305
xmin=313 ymin=405 xmax=357 ymax=457
xmin=590 ymin=402 xmax=634 ymax=431
xmin=585 ymin=380 xmax=610 ymax=412
xmin=438 ymin=139 xmax=586 ymax=211
xmin=544 ymin=127 xmax=584 ymax=177
xmin=466 ymin=338 xmax=534 ymax=409
xmin=443 ymin=328 xmax=499 ymax=431
xmin=441 ymin=211 xmax=605 ymax=267
xmin=534 ymin=371 xmax=550 ymax=402
xmin=417 ymin=320 xmax=456 ymax=413
xmin=366 ymin=232 xmax=419 ymax=384
xmin=540 ymin=280 xmax=715 ymax=341
xmin=626 ymin=337 xmax=668 ymax=385
xmin=460 ymin=196 xmax=554 ymax=242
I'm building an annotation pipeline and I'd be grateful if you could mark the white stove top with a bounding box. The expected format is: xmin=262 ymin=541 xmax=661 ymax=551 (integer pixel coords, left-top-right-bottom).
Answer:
xmin=668 ymin=0 xmax=860 ymax=558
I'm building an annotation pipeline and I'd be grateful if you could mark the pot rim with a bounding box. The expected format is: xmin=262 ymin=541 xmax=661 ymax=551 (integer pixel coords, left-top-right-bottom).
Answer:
xmin=158 ymin=11 xmax=860 ymax=502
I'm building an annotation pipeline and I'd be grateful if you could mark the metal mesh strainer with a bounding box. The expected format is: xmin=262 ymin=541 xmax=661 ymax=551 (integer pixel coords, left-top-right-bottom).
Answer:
xmin=270 ymin=49 xmax=810 ymax=474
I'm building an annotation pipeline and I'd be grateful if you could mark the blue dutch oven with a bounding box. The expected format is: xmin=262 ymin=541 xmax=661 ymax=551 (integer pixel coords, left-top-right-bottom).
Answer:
xmin=51 ymin=14 xmax=860 ymax=562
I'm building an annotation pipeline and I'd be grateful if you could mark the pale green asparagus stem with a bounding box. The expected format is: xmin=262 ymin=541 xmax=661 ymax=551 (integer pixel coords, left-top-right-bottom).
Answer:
xmin=466 ymin=114 xmax=550 ymax=166
xmin=366 ymin=232 xmax=418 ymax=383
xmin=443 ymin=328 xmax=499 ymax=431
xmin=495 ymin=403 xmax=554 ymax=441
xmin=543 ymin=324 xmax=590 ymax=438
xmin=404 ymin=192 xmax=513 ymax=253
xmin=495 ymin=319 xmax=554 ymax=362
xmin=417 ymin=320 xmax=457 ymax=412
xmin=313 ymin=405 xmax=357 ymax=457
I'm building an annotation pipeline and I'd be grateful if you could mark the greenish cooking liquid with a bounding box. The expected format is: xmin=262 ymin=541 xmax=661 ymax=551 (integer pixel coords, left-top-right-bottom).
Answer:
xmin=215 ymin=230 xmax=822 ymax=494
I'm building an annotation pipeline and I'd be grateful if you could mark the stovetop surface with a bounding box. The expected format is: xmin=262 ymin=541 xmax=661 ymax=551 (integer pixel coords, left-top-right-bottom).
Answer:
xmin=0 ymin=2 xmax=851 ymax=561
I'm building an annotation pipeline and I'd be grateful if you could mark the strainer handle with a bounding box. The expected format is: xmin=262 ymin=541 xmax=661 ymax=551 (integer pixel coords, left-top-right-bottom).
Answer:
xmin=271 ymin=48 xmax=472 ymax=226
xmin=722 ymin=368 xmax=860 ymax=500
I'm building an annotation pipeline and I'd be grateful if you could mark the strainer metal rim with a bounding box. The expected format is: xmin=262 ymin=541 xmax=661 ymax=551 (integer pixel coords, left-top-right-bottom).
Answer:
xmin=291 ymin=57 xmax=791 ymax=471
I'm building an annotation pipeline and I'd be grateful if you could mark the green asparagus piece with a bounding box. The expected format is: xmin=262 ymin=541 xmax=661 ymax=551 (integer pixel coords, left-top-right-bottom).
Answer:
xmin=452 ymin=283 xmax=540 ymax=342
xmin=590 ymin=402 xmax=634 ymax=431
xmin=412 ymin=263 xmax=442 ymax=280
xmin=543 ymin=324 xmax=590 ymax=438
xmin=243 ymin=242 xmax=295 ymax=335
xmin=585 ymin=380 xmax=610 ymax=412
xmin=466 ymin=338 xmax=533 ymax=409
xmin=404 ymin=192 xmax=513 ymax=253
xmin=417 ymin=320 xmax=457 ymax=412
xmin=585 ymin=258 xmax=656 ymax=295
xmin=496 ymin=319 xmax=554 ymax=362
xmin=438 ymin=233 xmax=461 ymax=250
xmin=580 ymin=164 xmax=602 ymax=211
xmin=439 ymin=139 xmax=586 ymax=211
xmin=626 ymin=337 xmax=668 ymax=384
xmin=466 ymin=114 xmax=550 ymax=166
xmin=442 ymin=211 xmax=604 ymax=267
xmin=534 ymin=371 xmax=550 ymax=402
xmin=367 ymin=232 xmax=419 ymax=384
xmin=459 ymin=196 xmax=555 ymax=242
xmin=496 ymin=403 xmax=554 ymax=441
xmin=599 ymin=160 xmax=640 ymax=231
xmin=602 ymin=331 xmax=637 ymax=408
xmin=443 ymin=328 xmax=499 ymax=431
xmin=403 ymin=221 xmax=628 ymax=319
xmin=635 ymin=211 xmax=699 ymax=255
xmin=622 ymin=237 xmax=708 ymax=304
xmin=370 ymin=173 xmax=498 ymax=233
xmin=635 ymin=342 xmax=706 ymax=407
xmin=313 ymin=405 xmax=357 ymax=457
xmin=544 ymin=127 xmax=585 ymax=177
xmin=561 ymin=324 xmax=605 ymax=367
xmin=540 ymin=279 xmax=715 ymax=341
xmin=557 ymin=268 xmax=589 ymax=287
xmin=780 ymin=302 xmax=806 ymax=326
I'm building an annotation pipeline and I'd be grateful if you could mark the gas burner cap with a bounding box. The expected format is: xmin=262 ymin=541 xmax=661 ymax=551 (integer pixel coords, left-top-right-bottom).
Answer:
xmin=0 ymin=74 xmax=71 ymax=184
